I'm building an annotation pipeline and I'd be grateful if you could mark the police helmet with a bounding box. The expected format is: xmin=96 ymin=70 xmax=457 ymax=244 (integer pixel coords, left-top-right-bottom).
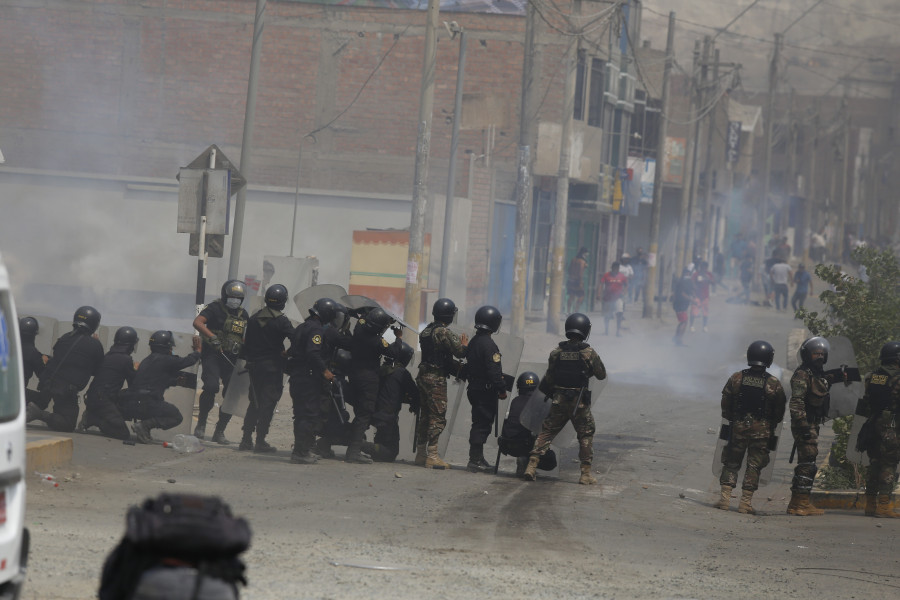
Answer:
xmin=220 ymin=280 xmax=247 ymax=302
xmin=474 ymin=305 xmax=502 ymax=333
xmin=398 ymin=342 xmax=415 ymax=367
xmin=309 ymin=298 xmax=337 ymax=324
xmin=264 ymin=284 xmax=289 ymax=311
xmin=361 ymin=307 xmax=394 ymax=334
xmin=114 ymin=326 xmax=139 ymax=348
xmin=516 ymin=371 xmax=539 ymax=392
xmin=564 ymin=313 xmax=592 ymax=341
xmin=149 ymin=330 xmax=176 ymax=353
xmin=799 ymin=336 xmax=829 ymax=366
xmin=746 ymin=340 xmax=774 ymax=368
xmin=880 ymin=341 xmax=900 ymax=365
xmin=432 ymin=298 xmax=457 ymax=324
xmin=73 ymin=306 xmax=101 ymax=333
xmin=18 ymin=317 xmax=39 ymax=338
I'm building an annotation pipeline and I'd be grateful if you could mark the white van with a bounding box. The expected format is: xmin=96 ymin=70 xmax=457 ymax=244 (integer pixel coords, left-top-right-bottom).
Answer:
xmin=0 ymin=253 xmax=28 ymax=599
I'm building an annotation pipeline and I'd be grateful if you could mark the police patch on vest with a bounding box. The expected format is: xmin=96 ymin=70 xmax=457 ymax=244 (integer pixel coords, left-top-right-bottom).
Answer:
xmin=872 ymin=374 xmax=889 ymax=385
xmin=559 ymin=352 xmax=581 ymax=360
xmin=382 ymin=338 xmax=389 ymax=348
xmin=312 ymin=335 xmax=322 ymax=345
xmin=492 ymin=353 xmax=501 ymax=363
xmin=743 ymin=375 xmax=766 ymax=388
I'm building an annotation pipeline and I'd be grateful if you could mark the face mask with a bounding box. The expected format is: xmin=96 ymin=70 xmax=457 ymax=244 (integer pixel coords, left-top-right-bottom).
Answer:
xmin=226 ymin=298 xmax=242 ymax=310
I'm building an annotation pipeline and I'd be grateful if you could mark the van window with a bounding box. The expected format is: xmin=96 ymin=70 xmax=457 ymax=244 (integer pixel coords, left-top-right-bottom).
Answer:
xmin=0 ymin=292 xmax=21 ymax=422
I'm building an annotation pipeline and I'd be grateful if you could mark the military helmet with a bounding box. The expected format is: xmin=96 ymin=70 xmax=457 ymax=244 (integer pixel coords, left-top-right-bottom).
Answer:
xmin=474 ymin=305 xmax=502 ymax=333
xmin=309 ymin=297 xmax=337 ymax=324
xmin=880 ymin=341 xmax=900 ymax=365
xmin=799 ymin=336 xmax=829 ymax=366
xmin=220 ymin=280 xmax=247 ymax=302
xmin=361 ymin=307 xmax=394 ymax=334
xmin=564 ymin=312 xmax=592 ymax=341
xmin=18 ymin=317 xmax=39 ymax=338
xmin=432 ymin=298 xmax=457 ymax=324
xmin=114 ymin=326 xmax=139 ymax=347
xmin=398 ymin=342 xmax=415 ymax=367
xmin=149 ymin=330 xmax=176 ymax=353
xmin=73 ymin=306 xmax=101 ymax=333
xmin=516 ymin=371 xmax=539 ymax=392
xmin=746 ymin=340 xmax=775 ymax=368
xmin=264 ymin=284 xmax=289 ymax=311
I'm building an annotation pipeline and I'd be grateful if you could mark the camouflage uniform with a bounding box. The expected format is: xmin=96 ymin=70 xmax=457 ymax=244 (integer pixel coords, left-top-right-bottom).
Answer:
xmin=858 ymin=365 xmax=900 ymax=495
xmin=530 ymin=340 xmax=606 ymax=466
xmin=789 ymin=366 xmax=832 ymax=493
xmin=415 ymin=322 xmax=467 ymax=448
xmin=718 ymin=368 xmax=786 ymax=491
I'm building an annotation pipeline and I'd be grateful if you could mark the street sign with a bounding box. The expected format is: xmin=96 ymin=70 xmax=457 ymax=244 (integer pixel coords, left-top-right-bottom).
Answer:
xmin=178 ymin=144 xmax=246 ymax=193
xmin=177 ymin=168 xmax=231 ymax=234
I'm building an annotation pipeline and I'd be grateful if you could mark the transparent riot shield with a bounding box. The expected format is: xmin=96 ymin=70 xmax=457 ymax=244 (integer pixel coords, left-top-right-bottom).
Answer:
xmin=549 ymin=375 xmax=608 ymax=450
xmin=340 ymin=294 xmax=415 ymax=332
xmin=710 ymin=418 xmax=783 ymax=486
xmin=220 ymin=358 xmax=252 ymax=418
xmin=513 ymin=361 xmax=552 ymax=436
xmin=439 ymin=327 xmax=525 ymax=463
xmin=293 ymin=284 xmax=348 ymax=322
xmin=158 ymin=330 xmax=201 ymax=442
xmin=825 ymin=336 xmax=864 ymax=418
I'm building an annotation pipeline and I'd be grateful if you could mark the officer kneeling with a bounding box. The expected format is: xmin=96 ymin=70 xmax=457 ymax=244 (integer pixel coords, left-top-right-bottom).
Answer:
xmin=121 ymin=331 xmax=202 ymax=444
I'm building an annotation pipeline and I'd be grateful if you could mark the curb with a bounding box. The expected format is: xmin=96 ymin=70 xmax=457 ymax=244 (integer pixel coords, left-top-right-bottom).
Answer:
xmin=810 ymin=490 xmax=899 ymax=511
xmin=26 ymin=435 xmax=73 ymax=474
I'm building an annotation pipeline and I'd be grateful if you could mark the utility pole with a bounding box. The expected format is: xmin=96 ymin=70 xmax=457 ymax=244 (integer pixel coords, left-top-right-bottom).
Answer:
xmin=228 ymin=0 xmax=267 ymax=280
xmin=838 ymin=112 xmax=851 ymax=262
xmin=684 ymin=37 xmax=710 ymax=267
xmin=511 ymin=1 xmax=537 ymax=338
xmin=644 ymin=10 xmax=675 ymax=319
xmin=674 ymin=40 xmax=701 ymax=273
xmin=546 ymin=1 xmax=580 ymax=335
xmin=802 ymin=109 xmax=819 ymax=265
xmin=438 ymin=29 xmax=467 ymax=299
xmin=781 ymin=88 xmax=795 ymax=235
xmin=755 ymin=32 xmax=781 ymax=285
xmin=403 ymin=0 xmax=440 ymax=327
xmin=698 ymin=44 xmax=719 ymax=262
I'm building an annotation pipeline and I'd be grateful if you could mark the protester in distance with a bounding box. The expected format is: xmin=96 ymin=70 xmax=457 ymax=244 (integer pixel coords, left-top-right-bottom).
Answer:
xmin=566 ymin=247 xmax=589 ymax=313
xmin=769 ymin=258 xmax=792 ymax=312
xmin=790 ymin=264 xmax=813 ymax=315
xmin=598 ymin=261 xmax=627 ymax=337
xmin=671 ymin=269 xmax=694 ymax=346
xmin=690 ymin=260 xmax=715 ymax=333
xmin=618 ymin=254 xmax=634 ymax=307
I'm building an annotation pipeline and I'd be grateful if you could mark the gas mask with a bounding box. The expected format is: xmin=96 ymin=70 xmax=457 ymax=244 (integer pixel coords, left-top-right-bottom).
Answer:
xmin=225 ymin=298 xmax=242 ymax=310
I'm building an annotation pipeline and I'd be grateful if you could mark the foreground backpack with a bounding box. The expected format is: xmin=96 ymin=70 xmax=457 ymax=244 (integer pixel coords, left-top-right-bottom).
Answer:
xmin=99 ymin=493 xmax=252 ymax=600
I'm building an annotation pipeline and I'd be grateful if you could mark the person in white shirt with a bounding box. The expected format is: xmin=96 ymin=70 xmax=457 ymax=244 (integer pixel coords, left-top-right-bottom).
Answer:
xmin=769 ymin=260 xmax=793 ymax=311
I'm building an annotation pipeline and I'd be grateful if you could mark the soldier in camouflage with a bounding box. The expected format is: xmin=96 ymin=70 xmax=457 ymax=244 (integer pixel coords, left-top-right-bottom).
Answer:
xmin=414 ymin=298 xmax=468 ymax=469
xmin=523 ymin=313 xmax=606 ymax=485
xmin=714 ymin=341 xmax=786 ymax=514
xmin=857 ymin=341 xmax=900 ymax=518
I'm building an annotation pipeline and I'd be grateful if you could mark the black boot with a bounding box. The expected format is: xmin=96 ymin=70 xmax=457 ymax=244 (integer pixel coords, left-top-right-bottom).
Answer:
xmin=211 ymin=419 xmax=232 ymax=445
xmin=238 ymin=432 xmax=253 ymax=451
xmin=254 ymin=435 xmax=277 ymax=453
xmin=467 ymin=444 xmax=491 ymax=473
xmin=345 ymin=443 xmax=373 ymax=464
xmin=315 ymin=438 xmax=336 ymax=459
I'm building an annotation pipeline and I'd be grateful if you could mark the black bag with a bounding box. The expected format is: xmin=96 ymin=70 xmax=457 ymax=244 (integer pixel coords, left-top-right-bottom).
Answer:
xmin=100 ymin=494 xmax=251 ymax=600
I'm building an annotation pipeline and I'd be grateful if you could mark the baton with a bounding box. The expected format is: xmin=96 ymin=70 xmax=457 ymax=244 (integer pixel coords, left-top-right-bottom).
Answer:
xmin=332 ymin=379 xmax=346 ymax=425
xmin=788 ymin=440 xmax=797 ymax=464
xmin=571 ymin=386 xmax=587 ymax=420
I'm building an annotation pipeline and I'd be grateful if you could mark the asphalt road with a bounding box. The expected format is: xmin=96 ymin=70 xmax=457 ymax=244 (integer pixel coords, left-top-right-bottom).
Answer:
xmin=24 ymin=285 xmax=900 ymax=599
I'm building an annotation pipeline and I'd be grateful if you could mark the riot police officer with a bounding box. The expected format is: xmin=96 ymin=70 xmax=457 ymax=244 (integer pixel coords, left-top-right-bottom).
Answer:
xmin=19 ymin=316 xmax=47 ymax=406
xmin=192 ymin=280 xmax=250 ymax=444
xmin=346 ymin=307 xmax=402 ymax=464
xmin=857 ymin=341 xmax=900 ymax=517
xmin=361 ymin=342 xmax=419 ymax=462
xmin=465 ymin=305 xmax=508 ymax=473
xmin=523 ymin=313 xmax=606 ymax=484
xmin=79 ymin=326 xmax=140 ymax=440
xmin=27 ymin=306 xmax=105 ymax=432
xmin=714 ymin=341 xmax=787 ymax=514
xmin=316 ymin=304 xmax=354 ymax=458
xmin=414 ymin=298 xmax=468 ymax=469
xmin=239 ymin=284 xmax=294 ymax=453
xmin=287 ymin=298 xmax=338 ymax=464
xmin=124 ymin=331 xmax=202 ymax=443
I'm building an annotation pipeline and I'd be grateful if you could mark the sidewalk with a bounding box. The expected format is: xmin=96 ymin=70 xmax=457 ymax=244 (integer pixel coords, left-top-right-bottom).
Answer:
xmin=26 ymin=432 xmax=73 ymax=473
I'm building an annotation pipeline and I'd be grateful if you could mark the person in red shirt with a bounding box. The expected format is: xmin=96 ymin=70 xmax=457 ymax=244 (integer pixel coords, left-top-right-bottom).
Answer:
xmin=598 ymin=262 xmax=628 ymax=337
xmin=690 ymin=260 xmax=715 ymax=332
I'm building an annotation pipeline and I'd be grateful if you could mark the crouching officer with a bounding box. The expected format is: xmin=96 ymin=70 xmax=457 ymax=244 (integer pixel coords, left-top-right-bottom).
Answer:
xmin=239 ymin=284 xmax=294 ymax=453
xmin=27 ymin=306 xmax=105 ymax=432
xmin=524 ymin=313 xmax=606 ymax=484
xmin=19 ymin=316 xmax=48 ymax=406
xmin=78 ymin=327 xmax=140 ymax=440
xmin=362 ymin=342 xmax=420 ymax=462
xmin=857 ymin=341 xmax=900 ymax=518
xmin=714 ymin=341 xmax=786 ymax=514
xmin=497 ymin=372 xmax=558 ymax=477
xmin=465 ymin=305 xmax=508 ymax=472
xmin=123 ymin=331 xmax=202 ymax=444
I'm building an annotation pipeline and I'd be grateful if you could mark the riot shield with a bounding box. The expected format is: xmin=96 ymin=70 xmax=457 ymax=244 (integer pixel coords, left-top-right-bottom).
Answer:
xmin=158 ymin=330 xmax=201 ymax=442
xmin=549 ymin=375 xmax=608 ymax=449
xmin=293 ymin=284 xmax=348 ymax=322
xmin=711 ymin=418 xmax=784 ymax=486
xmin=825 ymin=336 xmax=864 ymax=418
xmin=220 ymin=359 xmax=252 ymax=418
xmin=340 ymin=294 xmax=415 ymax=332
xmin=439 ymin=327 xmax=525 ymax=463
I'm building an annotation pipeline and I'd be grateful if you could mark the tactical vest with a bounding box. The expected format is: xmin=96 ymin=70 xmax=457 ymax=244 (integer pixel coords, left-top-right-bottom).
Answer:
xmin=867 ymin=367 xmax=894 ymax=413
xmin=211 ymin=302 xmax=247 ymax=356
xmin=735 ymin=369 xmax=768 ymax=418
xmin=552 ymin=342 xmax=590 ymax=388
xmin=420 ymin=322 xmax=452 ymax=373
xmin=803 ymin=366 xmax=831 ymax=422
